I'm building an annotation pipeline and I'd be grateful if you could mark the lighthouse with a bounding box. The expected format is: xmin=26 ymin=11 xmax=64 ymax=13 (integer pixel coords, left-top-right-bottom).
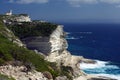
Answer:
xmin=6 ymin=10 xmax=12 ymax=16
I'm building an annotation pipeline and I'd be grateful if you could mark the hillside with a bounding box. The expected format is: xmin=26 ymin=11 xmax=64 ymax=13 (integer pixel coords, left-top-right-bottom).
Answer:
xmin=0 ymin=17 xmax=75 ymax=80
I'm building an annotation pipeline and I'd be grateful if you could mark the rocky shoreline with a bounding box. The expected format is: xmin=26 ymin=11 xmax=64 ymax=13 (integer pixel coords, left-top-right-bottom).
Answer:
xmin=0 ymin=58 xmax=116 ymax=80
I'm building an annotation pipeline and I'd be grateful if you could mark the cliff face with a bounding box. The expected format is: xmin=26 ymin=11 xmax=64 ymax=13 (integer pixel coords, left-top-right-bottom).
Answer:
xmin=50 ymin=25 xmax=68 ymax=52
xmin=22 ymin=25 xmax=86 ymax=78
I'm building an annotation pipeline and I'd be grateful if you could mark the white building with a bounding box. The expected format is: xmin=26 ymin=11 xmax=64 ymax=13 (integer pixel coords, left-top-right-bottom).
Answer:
xmin=4 ymin=10 xmax=31 ymax=23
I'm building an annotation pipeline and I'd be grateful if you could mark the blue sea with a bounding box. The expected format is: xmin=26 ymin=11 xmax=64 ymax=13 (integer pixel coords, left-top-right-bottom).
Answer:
xmin=63 ymin=23 xmax=120 ymax=80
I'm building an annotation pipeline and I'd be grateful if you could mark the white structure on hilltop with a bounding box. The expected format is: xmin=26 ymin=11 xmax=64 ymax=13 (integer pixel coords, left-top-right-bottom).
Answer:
xmin=6 ymin=10 xmax=12 ymax=16
xmin=4 ymin=10 xmax=31 ymax=23
xmin=14 ymin=14 xmax=31 ymax=22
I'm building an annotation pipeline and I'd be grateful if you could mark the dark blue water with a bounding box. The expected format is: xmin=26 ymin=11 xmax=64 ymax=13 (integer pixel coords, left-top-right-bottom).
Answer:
xmin=64 ymin=23 xmax=120 ymax=63
xmin=63 ymin=23 xmax=120 ymax=79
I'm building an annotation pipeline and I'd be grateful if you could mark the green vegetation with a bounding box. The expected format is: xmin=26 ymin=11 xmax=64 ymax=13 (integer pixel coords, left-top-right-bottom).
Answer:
xmin=60 ymin=66 xmax=73 ymax=80
xmin=0 ymin=74 xmax=15 ymax=80
xmin=7 ymin=22 xmax=57 ymax=38
xmin=0 ymin=19 xmax=59 ymax=78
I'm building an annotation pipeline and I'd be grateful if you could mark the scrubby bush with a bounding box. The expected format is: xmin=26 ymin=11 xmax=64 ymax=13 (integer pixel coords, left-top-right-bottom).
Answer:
xmin=60 ymin=66 xmax=73 ymax=80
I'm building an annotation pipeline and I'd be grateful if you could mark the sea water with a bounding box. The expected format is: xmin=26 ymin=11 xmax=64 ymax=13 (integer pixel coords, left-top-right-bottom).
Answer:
xmin=63 ymin=23 xmax=120 ymax=80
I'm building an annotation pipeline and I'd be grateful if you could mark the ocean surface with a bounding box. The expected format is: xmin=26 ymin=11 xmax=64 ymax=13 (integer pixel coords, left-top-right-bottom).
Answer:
xmin=63 ymin=23 xmax=120 ymax=80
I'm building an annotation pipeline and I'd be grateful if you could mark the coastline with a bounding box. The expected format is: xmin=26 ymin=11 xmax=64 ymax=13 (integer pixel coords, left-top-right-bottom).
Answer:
xmin=0 ymin=14 xmax=119 ymax=80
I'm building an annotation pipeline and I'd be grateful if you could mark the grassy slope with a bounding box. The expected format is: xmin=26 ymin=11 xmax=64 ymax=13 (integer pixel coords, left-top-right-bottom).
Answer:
xmin=0 ymin=18 xmax=59 ymax=79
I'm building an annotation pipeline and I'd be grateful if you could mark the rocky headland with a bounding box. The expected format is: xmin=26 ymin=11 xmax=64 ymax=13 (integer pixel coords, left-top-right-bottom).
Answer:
xmin=0 ymin=13 xmax=117 ymax=80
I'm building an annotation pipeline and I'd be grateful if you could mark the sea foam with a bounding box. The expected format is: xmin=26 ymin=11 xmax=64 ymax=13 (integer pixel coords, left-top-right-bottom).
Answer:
xmin=80 ymin=60 xmax=108 ymax=69
xmin=80 ymin=60 xmax=120 ymax=80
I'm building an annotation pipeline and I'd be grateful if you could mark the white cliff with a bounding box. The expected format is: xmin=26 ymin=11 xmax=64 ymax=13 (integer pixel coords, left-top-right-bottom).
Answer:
xmin=50 ymin=25 xmax=68 ymax=52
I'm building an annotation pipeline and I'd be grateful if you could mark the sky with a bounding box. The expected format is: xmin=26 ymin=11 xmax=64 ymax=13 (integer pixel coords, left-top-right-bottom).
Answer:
xmin=1 ymin=0 xmax=120 ymax=23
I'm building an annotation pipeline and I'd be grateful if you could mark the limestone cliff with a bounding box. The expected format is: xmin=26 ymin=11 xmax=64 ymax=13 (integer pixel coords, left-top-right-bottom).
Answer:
xmin=50 ymin=25 xmax=68 ymax=53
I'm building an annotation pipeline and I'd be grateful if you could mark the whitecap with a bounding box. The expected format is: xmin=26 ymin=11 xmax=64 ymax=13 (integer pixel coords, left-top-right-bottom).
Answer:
xmin=66 ymin=32 xmax=71 ymax=35
xmin=80 ymin=60 xmax=120 ymax=80
xmin=80 ymin=60 xmax=108 ymax=69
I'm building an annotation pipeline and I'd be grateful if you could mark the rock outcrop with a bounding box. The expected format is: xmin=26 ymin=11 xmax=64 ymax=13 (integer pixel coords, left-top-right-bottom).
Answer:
xmin=0 ymin=65 xmax=49 ymax=80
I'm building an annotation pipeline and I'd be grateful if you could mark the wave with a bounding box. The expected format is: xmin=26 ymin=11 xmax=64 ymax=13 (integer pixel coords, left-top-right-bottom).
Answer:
xmin=80 ymin=60 xmax=120 ymax=80
xmin=80 ymin=60 xmax=110 ymax=69
xmin=66 ymin=37 xmax=79 ymax=40
xmin=66 ymin=32 xmax=71 ymax=35
xmin=80 ymin=60 xmax=119 ymax=69
xmin=66 ymin=32 xmax=93 ymax=34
